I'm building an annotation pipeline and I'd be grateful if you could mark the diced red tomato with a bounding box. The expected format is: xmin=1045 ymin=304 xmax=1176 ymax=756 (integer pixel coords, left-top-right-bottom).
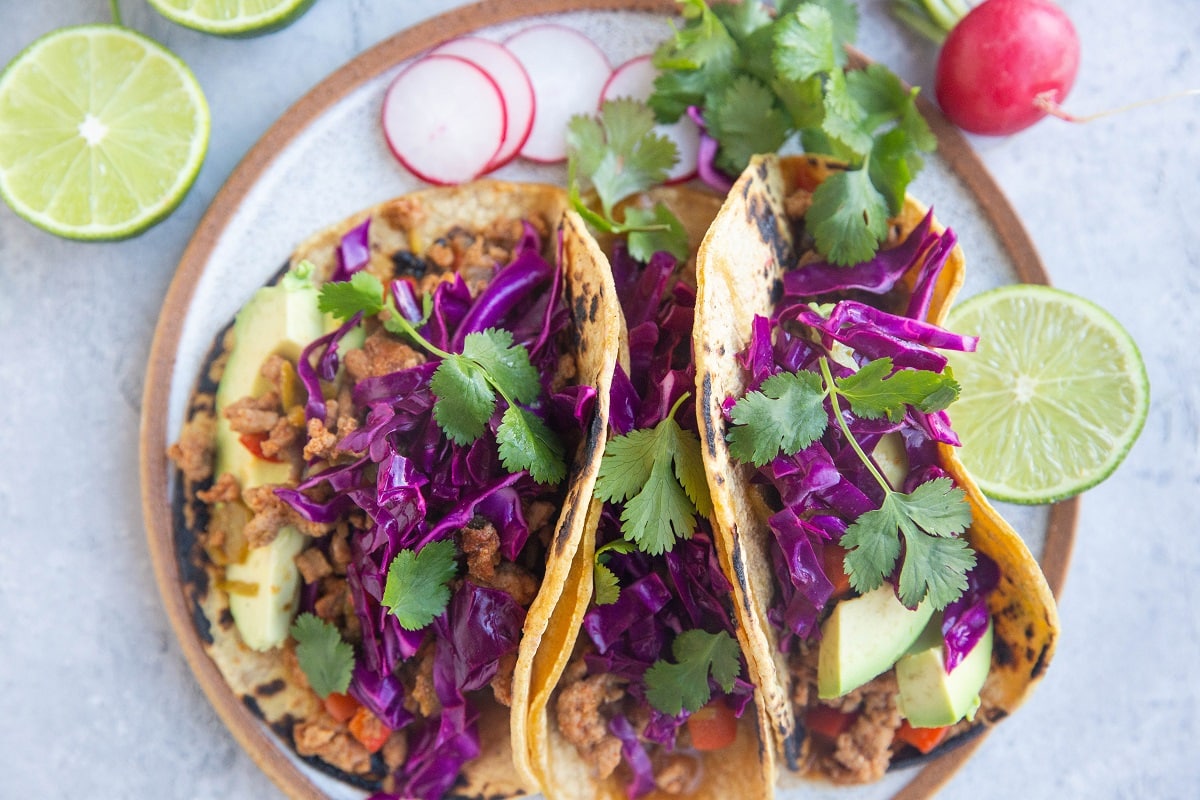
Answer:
xmin=822 ymin=543 xmax=852 ymax=600
xmin=895 ymin=720 xmax=950 ymax=754
xmin=348 ymin=706 xmax=392 ymax=754
xmin=238 ymin=432 xmax=282 ymax=462
xmin=805 ymin=705 xmax=856 ymax=740
xmin=322 ymin=692 xmax=360 ymax=724
xmin=686 ymin=700 xmax=739 ymax=751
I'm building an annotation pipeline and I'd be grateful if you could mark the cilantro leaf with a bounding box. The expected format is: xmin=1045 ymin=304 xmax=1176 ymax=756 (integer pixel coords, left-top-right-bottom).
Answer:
xmin=835 ymin=358 xmax=961 ymax=422
xmin=727 ymin=371 xmax=828 ymax=466
xmin=624 ymin=203 xmax=689 ymax=263
xmin=659 ymin=0 xmax=739 ymax=74
xmin=807 ymin=166 xmax=890 ymax=266
xmin=595 ymin=403 xmax=708 ymax=555
xmin=568 ymin=100 xmax=677 ymax=219
xmin=382 ymin=540 xmax=458 ymax=631
xmin=497 ymin=404 xmax=567 ymax=485
xmin=840 ymin=479 xmax=973 ymax=608
xmin=644 ymin=629 xmax=742 ymax=715
xmin=822 ymin=69 xmax=873 ymax=158
xmin=461 ymin=328 xmax=541 ymax=405
xmin=431 ymin=355 xmax=495 ymax=445
xmin=593 ymin=561 xmax=621 ymax=606
xmin=807 ymin=0 xmax=860 ymax=65
xmin=898 ymin=531 xmax=976 ymax=610
xmin=706 ymin=75 xmax=792 ymax=175
xmin=619 ymin=440 xmax=698 ymax=555
xmin=318 ymin=271 xmax=384 ymax=320
xmin=773 ymin=4 xmax=837 ymax=83
xmin=290 ymin=613 xmax=354 ymax=698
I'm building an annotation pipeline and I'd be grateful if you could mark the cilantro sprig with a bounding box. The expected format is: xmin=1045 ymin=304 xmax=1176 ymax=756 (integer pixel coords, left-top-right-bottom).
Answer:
xmin=727 ymin=355 xmax=973 ymax=609
xmin=650 ymin=0 xmax=936 ymax=265
xmin=594 ymin=393 xmax=713 ymax=556
xmin=290 ymin=613 xmax=354 ymax=699
xmin=593 ymin=539 xmax=636 ymax=606
xmin=318 ymin=273 xmax=566 ymax=485
xmin=644 ymin=629 xmax=742 ymax=715
xmin=566 ymin=99 xmax=689 ymax=262
xmin=381 ymin=539 xmax=458 ymax=631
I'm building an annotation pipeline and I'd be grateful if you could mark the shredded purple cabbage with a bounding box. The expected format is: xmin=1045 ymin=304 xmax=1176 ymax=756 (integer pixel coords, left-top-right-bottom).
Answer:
xmin=331 ymin=218 xmax=371 ymax=282
xmin=277 ymin=222 xmax=581 ymax=800
xmin=727 ymin=221 xmax=998 ymax=655
xmin=942 ymin=553 xmax=1000 ymax=672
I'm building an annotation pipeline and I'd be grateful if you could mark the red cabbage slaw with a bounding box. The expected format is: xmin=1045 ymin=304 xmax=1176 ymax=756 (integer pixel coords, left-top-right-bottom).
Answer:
xmin=578 ymin=243 xmax=753 ymax=798
xmin=728 ymin=211 xmax=995 ymax=670
xmin=278 ymin=219 xmax=590 ymax=800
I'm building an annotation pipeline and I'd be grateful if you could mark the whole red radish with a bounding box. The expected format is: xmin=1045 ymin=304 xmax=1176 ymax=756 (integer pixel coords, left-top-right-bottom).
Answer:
xmin=934 ymin=0 xmax=1080 ymax=135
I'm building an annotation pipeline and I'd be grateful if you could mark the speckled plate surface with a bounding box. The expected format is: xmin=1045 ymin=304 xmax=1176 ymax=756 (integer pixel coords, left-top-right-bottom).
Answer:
xmin=138 ymin=1 xmax=1077 ymax=798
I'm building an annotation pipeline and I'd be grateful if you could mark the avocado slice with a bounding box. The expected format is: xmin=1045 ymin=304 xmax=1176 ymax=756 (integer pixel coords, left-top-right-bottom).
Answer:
xmin=817 ymin=585 xmax=934 ymax=699
xmin=213 ymin=263 xmax=330 ymax=490
xmin=212 ymin=262 xmax=357 ymax=651
xmin=896 ymin=614 xmax=993 ymax=728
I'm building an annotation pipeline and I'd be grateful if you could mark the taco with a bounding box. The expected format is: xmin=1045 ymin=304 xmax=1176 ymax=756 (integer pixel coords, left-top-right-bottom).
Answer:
xmin=167 ymin=180 xmax=622 ymax=799
xmin=512 ymin=187 xmax=776 ymax=800
xmin=693 ymin=154 xmax=1060 ymax=784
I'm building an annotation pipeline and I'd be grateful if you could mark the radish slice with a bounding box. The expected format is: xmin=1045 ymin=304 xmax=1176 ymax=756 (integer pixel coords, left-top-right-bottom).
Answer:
xmin=504 ymin=24 xmax=611 ymax=163
xmin=430 ymin=36 xmax=534 ymax=172
xmin=601 ymin=55 xmax=700 ymax=183
xmin=382 ymin=54 xmax=506 ymax=186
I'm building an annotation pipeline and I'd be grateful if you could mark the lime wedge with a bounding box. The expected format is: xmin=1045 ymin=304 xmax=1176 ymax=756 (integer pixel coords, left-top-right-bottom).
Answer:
xmin=146 ymin=0 xmax=317 ymax=37
xmin=0 ymin=25 xmax=209 ymax=241
xmin=945 ymin=284 xmax=1149 ymax=504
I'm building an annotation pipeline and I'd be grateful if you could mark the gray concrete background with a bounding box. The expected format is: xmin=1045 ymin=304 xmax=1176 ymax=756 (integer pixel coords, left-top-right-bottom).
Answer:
xmin=0 ymin=1 xmax=1196 ymax=798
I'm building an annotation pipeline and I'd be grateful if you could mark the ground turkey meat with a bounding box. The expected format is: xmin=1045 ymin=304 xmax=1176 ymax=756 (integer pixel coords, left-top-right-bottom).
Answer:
xmin=555 ymin=665 xmax=625 ymax=780
xmin=490 ymin=651 xmax=518 ymax=707
xmin=224 ymin=391 xmax=281 ymax=434
xmin=292 ymin=717 xmax=372 ymax=775
xmin=460 ymin=521 xmax=501 ymax=581
xmin=241 ymin=484 xmax=331 ymax=547
xmin=167 ymin=411 xmax=215 ymax=483
xmin=811 ymin=672 xmax=902 ymax=784
xmin=344 ymin=329 xmax=426 ymax=381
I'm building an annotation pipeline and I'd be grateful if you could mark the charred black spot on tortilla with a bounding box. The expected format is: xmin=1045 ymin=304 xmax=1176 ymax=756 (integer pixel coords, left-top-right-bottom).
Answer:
xmin=1031 ymin=642 xmax=1052 ymax=679
xmin=993 ymin=633 xmax=1015 ymax=667
xmin=392 ymin=249 xmax=428 ymax=277
xmin=770 ymin=276 xmax=784 ymax=306
xmin=755 ymin=158 xmax=771 ymax=185
xmin=1026 ymin=623 xmax=1036 ymax=641
xmin=573 ymin=293 xmax=589 ymax=327
xmin=256 ymin=678 xmax=286 ymax=697
xmin=554 ymin=504 xmax=578 ymax=555
xmin=218 ymin=608 xmax=234 ymax=630
xmin=588 ymin=292 xmax=599 ymax=322
xmin=242 ymin=693 xmax=264 ymax=720
xmin=701 ymin=373 xmax=719 ymax=458
xmin=731 ymin=536 xmax=755 ymax=620
xmin=1025 ymin=646 xmax=1037 ymax=664
xmin=783 ymin=725 xmax=802 ymax=771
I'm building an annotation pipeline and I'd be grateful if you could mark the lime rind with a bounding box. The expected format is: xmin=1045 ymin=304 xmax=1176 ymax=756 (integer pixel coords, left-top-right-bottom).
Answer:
xmin=945 ymin=284 xmax=1150 ymax=505
xmin=145 ymin=0 xmax=318 ymax=38
xmin=0 ymin=24 xmax=210 ymax=241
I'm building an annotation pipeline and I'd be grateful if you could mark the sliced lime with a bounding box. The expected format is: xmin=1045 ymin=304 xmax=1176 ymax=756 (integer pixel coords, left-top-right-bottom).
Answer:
xmin=0 ymin=25 xmax=209 ymax=241
xmin=146 ymin=0 xmax=317 ymax=37
xmin=945 ymin=284 xmax=1149 ymax=504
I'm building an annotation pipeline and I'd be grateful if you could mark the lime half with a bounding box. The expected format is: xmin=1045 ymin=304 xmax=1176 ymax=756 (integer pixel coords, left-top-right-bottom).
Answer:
xmin=146 ymin=0 xmax=317 ymax=37
xmin=945 ymin=284 xmax=1149 ymax=504
xmin=0 ymin=25 xmax=209 ymax=241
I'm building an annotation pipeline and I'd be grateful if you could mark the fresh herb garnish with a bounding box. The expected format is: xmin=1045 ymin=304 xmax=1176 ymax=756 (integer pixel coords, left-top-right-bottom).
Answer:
xmin=318 ymin=276 xmax=566 ymax=484
xmin=290 ymin=613 xmax=354 ymax=698
xmin=566 ymin=98 xmax=689 ymax=262
xmin=727 ymin=355 xmax=972 ymax=608
xmin=381 ymin=539 xmax=459 ymax=631
xmin=593 ymin=539 xmax=637 ymax=606
xmin=650 ymin=0 xmax=936 ymax=265
xmin=644 ymin=629 xmax=742 ymax=715
xmin=594 ymin=393 xmax=713 ymax=556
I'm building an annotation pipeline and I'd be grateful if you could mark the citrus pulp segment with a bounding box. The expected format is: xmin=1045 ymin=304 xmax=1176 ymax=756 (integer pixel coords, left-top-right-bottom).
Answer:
xmin=0 ymin=24 xmax=209 ymax=241
xmin=146 ymin=0 xmax=317 ymax=37
xmin=945 ymin=284 xmax=1149 ymax=504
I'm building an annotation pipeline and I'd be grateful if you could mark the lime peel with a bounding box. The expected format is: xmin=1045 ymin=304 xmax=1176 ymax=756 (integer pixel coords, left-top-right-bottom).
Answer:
xmin=945 ymin=284 xmax=1149 ymax=504
xmin=145 ymin=0 xmax=318 ymax=38
xmin=0 ymin=24 xmax=209 ymax=241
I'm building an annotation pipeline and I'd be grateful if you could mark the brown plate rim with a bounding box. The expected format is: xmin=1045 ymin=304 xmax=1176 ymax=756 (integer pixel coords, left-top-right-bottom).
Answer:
xmin=137 ymin=1 xmax=1078 ymax=798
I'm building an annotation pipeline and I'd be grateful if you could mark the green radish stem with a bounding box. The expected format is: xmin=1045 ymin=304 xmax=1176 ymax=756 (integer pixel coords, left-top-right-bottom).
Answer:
xmin=891 ymin=0 xmax=970 ymax=44
xmin=110 ymin=0 xmax=122 ymax=25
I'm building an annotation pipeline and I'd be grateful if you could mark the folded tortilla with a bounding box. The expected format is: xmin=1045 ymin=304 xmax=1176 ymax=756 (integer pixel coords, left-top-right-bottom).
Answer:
xmin=512 ymin=187 xmax=776 ymax=800
xmin=692 ymin=154 xmax=1059 ymax=780
xmin=171 ymin=180 xmax=621 ymax=798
